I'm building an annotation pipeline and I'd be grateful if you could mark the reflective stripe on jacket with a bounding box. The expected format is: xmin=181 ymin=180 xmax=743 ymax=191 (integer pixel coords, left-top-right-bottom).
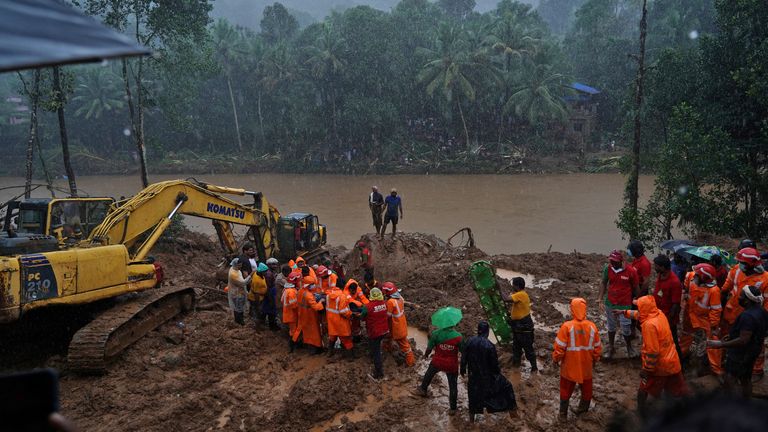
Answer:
xmin=552 ymin=298 xmax=602 ymax=383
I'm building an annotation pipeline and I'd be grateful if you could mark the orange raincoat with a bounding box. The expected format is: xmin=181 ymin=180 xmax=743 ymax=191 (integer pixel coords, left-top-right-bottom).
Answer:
xmin=320 ymin=272 xmax=338 ymax=294
xmin=386 ymin=295 xmax=408 ymax=339
xmin=624 ymin=296 xmax=681 ymax=376
xmin=326 ymin=287 xmax=352 ymax=337
xmin=281 ymin=285 xmax=298 ymax=333
xmin=552 ymin=298 xmax=602 ymax=383
xmin=343 ymin=279 xmax=370 ymax=306
xmin=292 ymin=287 xmax=324 ymax=347
xmin=721 ymin=267 xmax=768 ymax=325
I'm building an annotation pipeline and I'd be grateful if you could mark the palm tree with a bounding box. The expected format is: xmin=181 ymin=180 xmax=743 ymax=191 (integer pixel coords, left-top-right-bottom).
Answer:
xmin=302 ymin=22 xmax=347 ymax=148
xmin=418 ymin=24 xmax=491 ymax=149
xmin=71 ymin=67 xmax=125 ymax=120
xmin=256 ymin=42 xmax=296 ymax=151
xmin=505 ymin=63 xmax=570 ymax=128
xmin=211 ymin=19 xmax=249 ymax=151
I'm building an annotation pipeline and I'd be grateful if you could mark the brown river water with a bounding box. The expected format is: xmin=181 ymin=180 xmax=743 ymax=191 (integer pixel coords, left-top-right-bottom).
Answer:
xmin=0 ymin=173 xmax=654 ymax=255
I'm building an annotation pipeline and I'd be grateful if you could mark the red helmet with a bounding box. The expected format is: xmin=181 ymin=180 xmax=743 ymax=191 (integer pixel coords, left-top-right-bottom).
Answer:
xmin=357 ymin=241 xmax=366 ymax=248
xmin=608 ymin=250 xmax=623 ymax=263
xmin=317 ymin=265 xmax=329 ymax=277
xmin=381 ymin=281 xmax=398 ymax=296
xmin=693 ymin=263 xmax=716 ymax=283
xmin=287 ymin=271 xmax=302 ymax=284
xmin=736 ymin=248 xmax=761 ymax=266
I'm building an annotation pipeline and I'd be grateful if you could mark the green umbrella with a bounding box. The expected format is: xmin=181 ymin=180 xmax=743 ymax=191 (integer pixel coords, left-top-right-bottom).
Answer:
xmin=687 ymin=245 xmax=736 ymax=265
xmin=431 ymin=307 xmax=463 ymax=329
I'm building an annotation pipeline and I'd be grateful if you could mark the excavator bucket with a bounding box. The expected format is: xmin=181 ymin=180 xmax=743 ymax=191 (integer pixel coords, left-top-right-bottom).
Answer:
xmin=469 ymin=260 xmax=513 ymax=344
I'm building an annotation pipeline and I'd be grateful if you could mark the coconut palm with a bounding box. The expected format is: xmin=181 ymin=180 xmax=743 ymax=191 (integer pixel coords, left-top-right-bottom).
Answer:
xmin=302 ymin=22 xmax=347 ymax=147
xmin=418 ymin=24 xmax=492 ymax=149
xmin=211 ymin=19 xmax=249 ymax=151
xmin=71 ymin=67 xmax=125 ymax=120
xmin=505 ymin=63 xmax=570 ymax=127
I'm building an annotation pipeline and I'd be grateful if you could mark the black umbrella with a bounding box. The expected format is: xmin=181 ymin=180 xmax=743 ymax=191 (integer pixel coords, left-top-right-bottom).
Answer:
xmin=659 ymin=239 xmax=699 ymax=253
xmin=0 ymin=0 xmax=149 ymax=73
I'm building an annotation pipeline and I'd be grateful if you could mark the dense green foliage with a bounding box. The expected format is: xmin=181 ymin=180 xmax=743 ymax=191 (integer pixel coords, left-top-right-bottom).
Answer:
xmin=617 ymin=0 xmax=768 ymax=242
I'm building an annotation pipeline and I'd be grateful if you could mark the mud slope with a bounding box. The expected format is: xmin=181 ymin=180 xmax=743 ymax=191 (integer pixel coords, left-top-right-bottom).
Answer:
xmin=25 ymin=230 xmax=708 ymax=431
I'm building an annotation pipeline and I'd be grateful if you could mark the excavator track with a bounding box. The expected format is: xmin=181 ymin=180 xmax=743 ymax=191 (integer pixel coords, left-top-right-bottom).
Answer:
xmin=67 ymin=286 xmax=195 ymax=374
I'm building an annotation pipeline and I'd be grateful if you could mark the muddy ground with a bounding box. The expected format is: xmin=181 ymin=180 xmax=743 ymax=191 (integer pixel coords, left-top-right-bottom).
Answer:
xmin=1 ymin=230 xmax=735 ymax=431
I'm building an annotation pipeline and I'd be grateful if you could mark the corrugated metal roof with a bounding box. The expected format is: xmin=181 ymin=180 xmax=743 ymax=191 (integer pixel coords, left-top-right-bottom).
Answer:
xmin=569 ymin=82 xmax=601 ymax=95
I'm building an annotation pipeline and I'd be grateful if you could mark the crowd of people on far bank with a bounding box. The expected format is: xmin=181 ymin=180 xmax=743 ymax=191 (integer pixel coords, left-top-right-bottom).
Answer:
xmin=222 ymin=184 xmax=768 ymax=424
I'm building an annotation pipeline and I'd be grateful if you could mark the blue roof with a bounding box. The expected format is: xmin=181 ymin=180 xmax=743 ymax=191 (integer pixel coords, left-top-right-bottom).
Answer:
xmin=569 ymin=82 xmax=600 ymax=95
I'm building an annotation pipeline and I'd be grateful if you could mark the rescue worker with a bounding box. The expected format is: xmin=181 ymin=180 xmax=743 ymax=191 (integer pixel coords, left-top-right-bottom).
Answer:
xmin=369 ymin=185 xmax=384 ymax=234
xmin=462 ymin=321 xmax=517 ymax=423
xmin=326 ymin=282 xmax=353 ymax=356
xmin=248 ymin=263 xmax=269 ymax=322
xmin=721 ymin=247 xmax=768 ymax=380
xmin=301 ymin=266 xmax=319 ymax=294
xmin=360 ymin=288 xmax=390 ymax=380
xmin=344 ymin=279 xmax=368 ymax=341
xmin=598 ymin=250 xmax=640 ymax=359
xmin=627 ymin=240 xmax=652 ymax=295
xmin=553 ymin=298 xmax=602 ymax=421
xmin=411 ymin=323 xmax=464 ymax=416
xmin=507 ymin=277 xmax=538 ymax=371
xmin=274 ymin=265 xmax=291 ymax=323
xmin=227 ymin=258 xmax=252 ymax=325
xmin=357 ymin=241 xmax=374 ymax=280
xmin=619 ymin=296 xmax=688 ymax=416
xmin=261 ymin=263 xmax=280 ymax=331
xmin=295 ymin=256 xmax=317 ymax=281
xmin=293 ymin=272 xmax=326 ymax=354
xmin=382 ymin=282 xmax=415 ymax=366
xmin=708 ymin=285 xmax=768 ymax=398
xmin=679 ymin=263 xmax=722 ymax=376
xmin=651 ymin=255 xmax=682 ymax=354
xmin=711 ymin=254 xmax=729 ymax=289
xmin=281 ymin=272 xmax=301 ymax=351
xmin=317 ymin=265 xmax=338 ymax=294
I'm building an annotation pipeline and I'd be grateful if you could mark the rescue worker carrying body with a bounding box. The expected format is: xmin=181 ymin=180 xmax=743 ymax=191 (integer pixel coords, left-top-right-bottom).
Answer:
xmin=553 ymin=298 xmax=602 ymax=422
xmin=344 ymin=279 xmax=369 ymax=341
xmin=680 ymin=263 xmax=722 ymax=376
xmin=382 ymin=282 xmax=415 ymax=367
xmin=360 ymin=288 xmax=390 ymax=380
xmin=317 ymin=265 xmax=338 ymax=294
xmin=293 ymin=271 xmax=326 ymax=354
xmin=619 ymin=296 xmax=688 ymax=416
xmin=721 ymin=247 xmax=768 ymax=381
xmin=281 ymin=271 xmax=301 ymax=352
xmin=326 ymin=282 xmax=354 ymax=356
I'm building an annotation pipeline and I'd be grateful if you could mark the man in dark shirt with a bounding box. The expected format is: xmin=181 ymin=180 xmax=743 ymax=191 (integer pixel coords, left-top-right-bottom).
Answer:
xmin=651 ymin=255 xmax=682 ymax=353
xmin=709 ymin=285 xmax=768 ymax=397
xmin=380 ymin=188 xmax=403 ymax=239
xmin=368 ymin=186 xmax=384 ymax=234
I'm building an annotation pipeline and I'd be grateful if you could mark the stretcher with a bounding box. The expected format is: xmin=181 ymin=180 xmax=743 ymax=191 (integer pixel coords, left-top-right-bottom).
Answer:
xmin=469 ymin=260 xmax=513 ymax=344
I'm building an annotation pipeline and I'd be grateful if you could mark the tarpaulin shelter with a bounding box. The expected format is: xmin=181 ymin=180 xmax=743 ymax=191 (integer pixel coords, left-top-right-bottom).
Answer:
xmin=0 ymin=0 xmax=149 ymax=73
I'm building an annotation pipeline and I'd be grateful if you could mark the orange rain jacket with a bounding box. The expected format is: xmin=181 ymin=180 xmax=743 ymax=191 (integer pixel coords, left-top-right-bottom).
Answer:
xmin=292 ymin=287 xmax=325 ymax=347
xmin=319 ymin=272 xmax=338 ymax=294
xmin=326 ymin=287 xmax=352 ymax=337
xmin=281 ymin=286 xmax=298 ymax=324
xmin=721 ymin=267 xmax=768 ymax=324
xmin=343 ymin=279 xmax=370 ymax=307
xmin=683 ymin=274 xmax=721 ymax=331
xmin=386 ymin=295 xmax=408 ymax=340
xmin=623 ymin=296 xmax=681 ymax=376
xmin=552 ymin=298 xmax=602 ymax=383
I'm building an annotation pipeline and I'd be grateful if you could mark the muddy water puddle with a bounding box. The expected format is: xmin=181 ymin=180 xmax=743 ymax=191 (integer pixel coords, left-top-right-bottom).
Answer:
xmin=496 ymin=269 xmax=559 ymax=291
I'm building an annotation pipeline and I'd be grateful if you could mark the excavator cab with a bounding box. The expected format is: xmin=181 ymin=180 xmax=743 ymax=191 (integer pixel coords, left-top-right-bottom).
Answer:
xmin=276 ymin=213 xmax=327 ymax=261
xmin=12 ymin=198 xmax=113 ymax=245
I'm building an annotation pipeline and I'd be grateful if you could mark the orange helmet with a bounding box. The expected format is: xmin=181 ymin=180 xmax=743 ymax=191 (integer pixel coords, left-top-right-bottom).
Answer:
xmin=287 ymin=271 xmax=302 ymax=284
xmin=693 ymin=263 xmax=716 ymax=283
xmin=317 ymin=265 xmax=329 ymax=277
xmin=381 ymin=281 xmax=398 ymax=296
xmin=736 ymin=248 xmax=761 ymax=266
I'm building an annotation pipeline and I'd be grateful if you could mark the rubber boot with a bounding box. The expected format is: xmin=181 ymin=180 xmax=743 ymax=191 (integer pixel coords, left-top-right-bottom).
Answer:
xmin=603 ymin=332 xmax=616 ymax=360
xmin=289 ymin=339 xmax=295 ymax=353
xmin=625 ymin=336 xmax=638 ymax=358
xmin=558 ymin=400 xmax=569 ymax=422
xmin=572 ymin=399 xmax=590 ymax=416
xmin=529 ymin=355 xmax=539 ymax=372
xmin=234 ymin=311 xmax=245 ymax=325
xmin=313 ymin=346 xmax=325 ymax=355
xmin=511 ymin=357 xmax=522 ymax=367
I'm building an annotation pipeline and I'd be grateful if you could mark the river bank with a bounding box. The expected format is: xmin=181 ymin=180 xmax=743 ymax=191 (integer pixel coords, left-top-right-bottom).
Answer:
xmin=0 ymin=149 xmax=624 ymax=177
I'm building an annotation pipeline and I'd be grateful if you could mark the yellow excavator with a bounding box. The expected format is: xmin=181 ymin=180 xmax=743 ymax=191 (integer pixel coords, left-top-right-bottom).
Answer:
xmin=0 ymin=179 xmax=326 ymax=372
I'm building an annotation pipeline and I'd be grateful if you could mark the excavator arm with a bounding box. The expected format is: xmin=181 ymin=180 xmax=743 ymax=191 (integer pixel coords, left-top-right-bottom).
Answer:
xmin=86 ymin=180 xmax=281 ymax=261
